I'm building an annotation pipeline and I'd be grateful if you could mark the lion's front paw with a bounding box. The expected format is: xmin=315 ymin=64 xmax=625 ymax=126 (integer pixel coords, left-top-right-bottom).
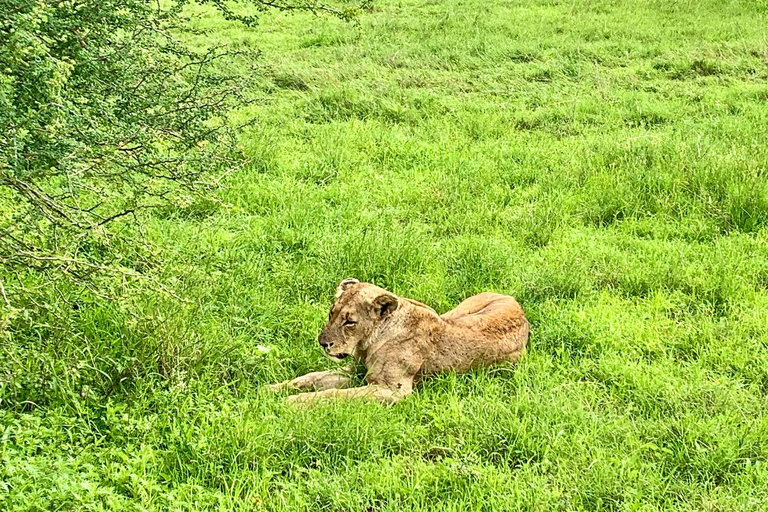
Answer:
xmin=267 ymin=381 xmax=291 ymax=392
xmin=286 ymin=392 xmax=320 ymax=406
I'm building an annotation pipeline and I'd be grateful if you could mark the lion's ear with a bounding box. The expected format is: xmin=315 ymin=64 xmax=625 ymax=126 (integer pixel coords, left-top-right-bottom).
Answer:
xmin=372 ymin=293 xmax=398 ymax=318
xmin=335 ymin=278 xmax=359 ymax=298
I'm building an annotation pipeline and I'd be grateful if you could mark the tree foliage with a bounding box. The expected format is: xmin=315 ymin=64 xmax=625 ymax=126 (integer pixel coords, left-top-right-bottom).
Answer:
xmin=0 ymin=0 xmax=350 ymax=408
xmin=1 ymin=1 xmax=256 ymax=299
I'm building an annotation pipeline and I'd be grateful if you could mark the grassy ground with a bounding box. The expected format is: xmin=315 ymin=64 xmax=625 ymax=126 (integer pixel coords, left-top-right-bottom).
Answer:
xmin=3 ymin=0 xmax=768 ymax=509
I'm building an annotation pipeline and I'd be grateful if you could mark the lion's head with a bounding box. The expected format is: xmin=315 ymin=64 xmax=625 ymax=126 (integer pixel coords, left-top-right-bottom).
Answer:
xmin=317 ymin=278 xmax=399 ymax=361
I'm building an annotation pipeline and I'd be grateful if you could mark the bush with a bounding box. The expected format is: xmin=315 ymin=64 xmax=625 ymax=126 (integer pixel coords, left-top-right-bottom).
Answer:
xmin=0 ymin=0 xmax=349 ymax=409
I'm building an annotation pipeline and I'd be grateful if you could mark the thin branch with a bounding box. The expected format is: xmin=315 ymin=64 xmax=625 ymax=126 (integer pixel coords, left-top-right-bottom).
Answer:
xmin=95 ymin=208 xmax=136 ymax=227
xmin=0 ymin=278 xmax=10 ymax=308
xmin=4 ymin=178 xmax=85 ymax=228
xmin=15 ymin=251 xmax=190 ymax=303
xmin=257 ymin=0 xmax=349 ymax=18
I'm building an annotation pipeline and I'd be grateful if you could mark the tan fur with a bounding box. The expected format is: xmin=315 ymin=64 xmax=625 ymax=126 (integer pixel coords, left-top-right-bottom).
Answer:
xmin=269 ymin=279 xmax=529 ymax=405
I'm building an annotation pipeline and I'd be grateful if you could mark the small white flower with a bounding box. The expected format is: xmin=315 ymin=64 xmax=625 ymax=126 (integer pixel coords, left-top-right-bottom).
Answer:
xmin=256 ymin=345 xmax=271 ymax=354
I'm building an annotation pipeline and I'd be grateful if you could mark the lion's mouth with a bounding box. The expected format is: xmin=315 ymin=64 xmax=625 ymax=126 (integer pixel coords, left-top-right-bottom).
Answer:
xmin=326 ymin=352 xmax=350 ymax=361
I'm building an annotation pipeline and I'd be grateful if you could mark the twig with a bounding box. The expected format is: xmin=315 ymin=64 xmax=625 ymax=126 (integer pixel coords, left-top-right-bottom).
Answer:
xmin=15 ymin=251 xmax=190 ymax=303
xmin=0 ymin=278 xmax=10 ymax=308
xmin=258 ymin=0 xmax=348 ymax=18
xmin=96 ymin=208 xmax=136 ymax=227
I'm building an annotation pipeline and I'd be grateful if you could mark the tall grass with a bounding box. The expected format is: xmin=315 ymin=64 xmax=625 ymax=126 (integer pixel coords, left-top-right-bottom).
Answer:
xmin=2 ymin=0 xmax=768 ymax=509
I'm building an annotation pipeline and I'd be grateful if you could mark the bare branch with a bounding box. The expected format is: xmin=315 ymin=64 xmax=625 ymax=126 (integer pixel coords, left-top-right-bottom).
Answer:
xmin=0 ymin=278 xmax=10 ymax=309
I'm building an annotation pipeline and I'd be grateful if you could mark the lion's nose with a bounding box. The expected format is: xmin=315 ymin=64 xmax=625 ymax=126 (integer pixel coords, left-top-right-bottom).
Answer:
xmin=318 ymin=339 xmax=333 ymax=349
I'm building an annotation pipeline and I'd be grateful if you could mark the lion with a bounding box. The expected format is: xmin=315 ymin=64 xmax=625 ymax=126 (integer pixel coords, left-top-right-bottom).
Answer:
xmin=269 ymin=278 xmax=529 ymax=405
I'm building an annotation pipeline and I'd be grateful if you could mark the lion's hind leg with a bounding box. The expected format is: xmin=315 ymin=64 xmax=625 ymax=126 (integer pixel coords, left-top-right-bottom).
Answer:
xmin=440 ymin=292 xmax=505 ymax=321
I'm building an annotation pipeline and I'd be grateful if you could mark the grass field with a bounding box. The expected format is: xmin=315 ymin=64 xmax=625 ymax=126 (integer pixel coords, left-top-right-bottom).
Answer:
xmin=3 ymin=0 xmax=768 ymax=509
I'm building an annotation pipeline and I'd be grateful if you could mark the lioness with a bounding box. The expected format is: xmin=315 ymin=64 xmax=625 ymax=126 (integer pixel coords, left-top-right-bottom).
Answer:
xmin=270 ymin=278 xmax=529 ymax=405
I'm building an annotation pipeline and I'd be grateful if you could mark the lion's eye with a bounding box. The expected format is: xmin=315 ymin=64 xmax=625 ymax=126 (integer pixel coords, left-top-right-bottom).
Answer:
xmin=343 ymin=319 xmax=357 ymax=327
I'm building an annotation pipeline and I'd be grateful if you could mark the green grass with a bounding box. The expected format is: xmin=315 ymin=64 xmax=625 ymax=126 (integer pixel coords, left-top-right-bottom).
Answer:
xmin=3 ymin=0 xmax=768 ymax=509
